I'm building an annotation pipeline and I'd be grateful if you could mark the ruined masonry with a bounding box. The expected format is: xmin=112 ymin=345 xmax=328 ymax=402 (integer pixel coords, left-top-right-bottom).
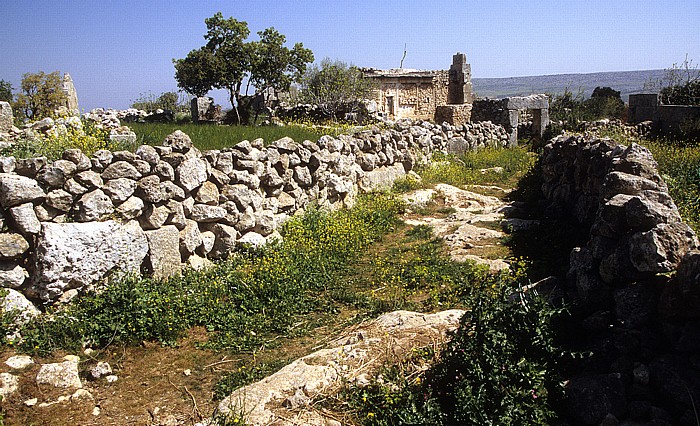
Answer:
xmin=0 ymin=118 xmax=510 ymax=312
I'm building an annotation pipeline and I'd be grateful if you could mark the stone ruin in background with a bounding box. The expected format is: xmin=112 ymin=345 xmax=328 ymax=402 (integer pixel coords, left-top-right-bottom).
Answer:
xmin=61 ymin=73 xmax=79 ymax=115
xmin=190 ymin=97 xmax=222 ymax=124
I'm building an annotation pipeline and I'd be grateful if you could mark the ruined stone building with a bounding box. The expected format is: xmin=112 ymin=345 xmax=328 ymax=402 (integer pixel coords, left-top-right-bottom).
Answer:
xmin=363 ymin=53 xmax=473 ymax=122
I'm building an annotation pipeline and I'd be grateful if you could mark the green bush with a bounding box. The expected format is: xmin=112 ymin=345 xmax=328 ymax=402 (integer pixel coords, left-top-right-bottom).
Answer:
xmin=338 ymin=272 xmax=569 ymax=426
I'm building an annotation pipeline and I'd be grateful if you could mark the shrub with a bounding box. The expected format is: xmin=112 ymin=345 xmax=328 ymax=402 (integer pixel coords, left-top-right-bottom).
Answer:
xmin=338 ymin=271 xmax=569 ymax=425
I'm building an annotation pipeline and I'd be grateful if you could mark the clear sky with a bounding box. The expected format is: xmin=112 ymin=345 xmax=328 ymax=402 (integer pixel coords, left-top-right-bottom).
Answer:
xmin=2 ymin=0 xmax=698 ymax=111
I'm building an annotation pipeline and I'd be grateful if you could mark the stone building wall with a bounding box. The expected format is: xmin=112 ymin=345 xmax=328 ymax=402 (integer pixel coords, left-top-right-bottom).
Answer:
xmin=366 ymin=70 xmax=449 ymax=121
xmin=0 ymin=119 xmax=509 ymax=311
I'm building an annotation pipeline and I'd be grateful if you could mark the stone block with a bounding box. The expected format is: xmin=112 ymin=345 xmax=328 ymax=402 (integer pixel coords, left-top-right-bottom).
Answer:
xmin=145 ymin=226 xmax=182 ymax=279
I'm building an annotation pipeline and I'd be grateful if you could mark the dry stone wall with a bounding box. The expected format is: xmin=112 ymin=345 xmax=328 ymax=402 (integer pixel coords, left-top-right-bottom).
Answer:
xmin=540 ymin=134 xmax=700 ymax=424
xmin=0 ymin=119 xmax=508 ymax=311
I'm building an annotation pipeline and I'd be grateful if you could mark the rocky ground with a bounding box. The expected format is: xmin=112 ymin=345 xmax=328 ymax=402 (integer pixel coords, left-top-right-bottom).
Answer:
xmin=0 ymin=181 xmax=522 ymax=426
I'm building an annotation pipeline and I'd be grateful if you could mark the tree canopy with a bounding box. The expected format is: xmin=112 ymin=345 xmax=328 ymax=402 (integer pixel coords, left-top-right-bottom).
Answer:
xmin=0 ymin=80 xmax=12 ymax=103
xmin=298 ymin=58 xmax=377 ymax=120
xmin=14 ymin=71 xmax=67 ymax=121
xmin=174 ymin=12 xmax=313 ymax=124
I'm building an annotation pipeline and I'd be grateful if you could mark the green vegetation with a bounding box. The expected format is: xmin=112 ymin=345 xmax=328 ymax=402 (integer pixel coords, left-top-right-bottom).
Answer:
xmin=548 ymin=85 xmax=625 ymax=130
xmin=645 ymin=139 xmax=700 ymax=232
xmin=646 ymin=55 xmax=700 ymax=106
xmin=407 ymin=146 xmax=537 ymax=190
xmin=296 ymin=58 xmax=377 ymax=120
xmin=14 ymin=193 xmax=405 ymax=356
xmin=0 ymin=79 xmax=12 ymax=103
xmin=13 ymin=71 xmax=67 ymax=121
xmin=333 ymin=274 xmax=569 ymax=426
xmin=127 ymin=121 xmax=341 ymax=150
xmin=174 ymin=12 xmax=313 ymax=125
xmin=0 ymin=117 xmax=125 ymax=161
xmin=130 ymin=91 xmax=190 ymax=113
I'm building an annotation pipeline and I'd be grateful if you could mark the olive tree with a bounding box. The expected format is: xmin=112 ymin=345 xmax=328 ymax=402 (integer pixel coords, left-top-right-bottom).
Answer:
xmin=174 ymin=12 xmax=313 ymax=124
xmin=299 ymin=58 xmax=377 ymax=119
xmin=14 ymin=71 xmax=67 ymax=121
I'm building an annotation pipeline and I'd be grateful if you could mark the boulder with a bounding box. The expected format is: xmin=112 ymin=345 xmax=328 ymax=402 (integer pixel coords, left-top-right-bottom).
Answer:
xmin=46 ymin=189 xmax=74 ymax=211
xmin=189 ymin=204 xmax=227 ymax=222
xmin=0 ymin=233 xmax=29 ymax=259
xmin=0 ymin=262 xmax=28 ymax=289
xmin=163 ymin=130 xmax=193 ymax=153
xmin=75 ymin=189 xmax=114 ymax=222
xmin=115 ymin=196 xmax=144 ymax=220
xmin=145 ymin=226 xmax=182 ymax=279
xmin=103 ymin=178 xmax=137 ymax=204
xmin=179 ymin=220 xmax=202 ymax=254
xmin=0 ymin=373 xmax=18 ymax=399
xmin=0 ymin=174 xmax=45 ymax=209
xmin=9 ymin=202 xmax=41 ymax=235
xmin=176 ymin=157 xmax=208 ymax=192
xmin=101 ymin=161 xmax=142 ymax=180
xmin=1 ymin=288 xmax=40 ymax=324
xmin=32 ymin=221 xmax=148 ymax=302
xmin=204 ymin=223 xmax=237 ymax=260
xmin=36 ymin=357 xmax=82 ymax=389
xmin=194 ymin=181 xmax=220 ymax=205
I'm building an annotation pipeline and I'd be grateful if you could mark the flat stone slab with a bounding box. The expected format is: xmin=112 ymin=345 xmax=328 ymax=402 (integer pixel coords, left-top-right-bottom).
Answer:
xmin=215 ymin=310 xmax=464 ymax=426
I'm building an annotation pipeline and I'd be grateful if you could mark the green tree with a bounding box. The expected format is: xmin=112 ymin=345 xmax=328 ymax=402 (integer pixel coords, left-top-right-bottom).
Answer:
xmin=299 ymin=58 xmax=377 ymax=120
xmin=14 ymin=71 xmax=67 ymax=121
xmin=174 ymin=12 xmax=313 ymax=125
xmin=584 ymin=86 xmax=625 ymax=120
xmin=0 ymin=80 xmax=13 ymax=103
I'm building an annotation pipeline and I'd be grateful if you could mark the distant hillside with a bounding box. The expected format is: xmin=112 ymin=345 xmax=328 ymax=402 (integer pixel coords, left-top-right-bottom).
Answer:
xmin=472 ymin=69 xmax=666 ymax=102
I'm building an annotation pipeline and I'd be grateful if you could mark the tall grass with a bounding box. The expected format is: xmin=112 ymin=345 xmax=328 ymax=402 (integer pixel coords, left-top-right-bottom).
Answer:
xmin=128 ymin=122 xmax=339 ymax=150
xmin=644 ymin=139 xmax=700 ymax=232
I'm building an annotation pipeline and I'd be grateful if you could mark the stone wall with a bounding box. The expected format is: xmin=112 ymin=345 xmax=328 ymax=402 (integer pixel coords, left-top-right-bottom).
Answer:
xmin=629 ymin=93 xmax=700 ymax=137
xmin=540 ymin=134 xmax=700 ymax=424
xmin=472 ymin=95 xmax=550 ymax=146
xmin=0 ymin=119 xmax=508 ymax=311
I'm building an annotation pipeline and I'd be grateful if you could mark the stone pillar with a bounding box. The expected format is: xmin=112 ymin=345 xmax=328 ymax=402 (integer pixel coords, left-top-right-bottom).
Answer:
xmin=507 ymin=109 xmax=519 ymax=147
xmin=61 ymin=73 xmax=79 ymax=113
xmin=448 ymin=53 xmax=473 ymax=105
xmin=532 ymin=108 xmax=550 ymax=139
xmin=0 ymin=101 xmax=13 ymax=133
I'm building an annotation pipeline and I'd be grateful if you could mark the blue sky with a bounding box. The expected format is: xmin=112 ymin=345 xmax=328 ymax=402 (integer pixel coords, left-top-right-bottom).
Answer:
xmin=2 ymin=0 xmax=699 ymax=111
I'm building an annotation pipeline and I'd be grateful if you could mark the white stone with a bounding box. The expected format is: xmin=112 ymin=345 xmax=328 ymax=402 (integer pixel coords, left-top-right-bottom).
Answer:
xmin=36 ymin=359 xmax=82 ymax=389
xmin=33 ymin=220 xmax=148 ymax=302
xmin=0 ymin=372 xmax=19 ymax=398
xmin=5 ymin=355 xmax=34 ymax=370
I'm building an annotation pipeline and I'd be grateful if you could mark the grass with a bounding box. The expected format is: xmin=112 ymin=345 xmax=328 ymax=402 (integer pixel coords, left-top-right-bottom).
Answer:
xmin=394 ymin=146 xmax=537 ymax=193
xmin=644 ymin=139 xmax=700 ymax=233
xmin=128 ymin=122 xmax=346 ymax=151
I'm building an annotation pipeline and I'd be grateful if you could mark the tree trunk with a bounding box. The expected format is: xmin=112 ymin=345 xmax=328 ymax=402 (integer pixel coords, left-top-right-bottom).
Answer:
xmin=229 ymin=84 xmax=241 ymax=125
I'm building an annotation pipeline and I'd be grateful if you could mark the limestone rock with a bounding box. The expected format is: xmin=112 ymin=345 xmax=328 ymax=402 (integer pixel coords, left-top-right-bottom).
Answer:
xmin=1 ymin=288 xmax=39 ymax=324
xmin=176 ymin=157 xmax=208 ymax=192
xmin=204 ymin=223 xmax=237 ymax=260
xmin=32 ymin=221 xmax=148 ymax=302
xmin=0 ymin=262 xmax=28 ymax=288
xmin=180 ymin=220 xmax=202 ymax=254
xmin=189 ymin=204 xmax=227 ymax=222
xmin=194 ymin=181 xmax=219 ymax=205
xmin=103 ymin=178 xmax=137 ymax=204
xmin=101 ymin=161 xmax=142 ymax=180
xmin=145 ymin=226 xmax=183 ymax=279
xmin=89 ymin=362 xmax=113 ymax=380
xmin=135 ymin=145 xmax=160 ymax=165
xmin=139 ymin=204 xmax=170 ymax=230
xmin=216 ymin=310 xmax=464 ymax=426
xmin=238 ymin=231 xmax=267 ymax=249
xmin=36 ymin=357 xmax=82 ymax=389
xmin=75 ymin=189 xmax=114 ymax=222
xmin=9 ymin=202 xmax=41 ymax=234
xmin=0 ymin=373 xmax=18 ymax=399
xmin=5 ymin=355 xmax=34 ymax=370
xmin=115 ymin=196 xmax=144 ymax=220
xmin=629 ymin=222 xmax=698 ymax=273
xmin=46 ymin=189 xmax=74 ymax=211
xmin=0 ymin=173 xmax=45 ymax=208
xmin=163 ymin=130 xmax=193 ymax=153
xmin=62 ymin=148 xmax=92 ymax=171
xmin=0 ymin=233 xmax=29 ymax=259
